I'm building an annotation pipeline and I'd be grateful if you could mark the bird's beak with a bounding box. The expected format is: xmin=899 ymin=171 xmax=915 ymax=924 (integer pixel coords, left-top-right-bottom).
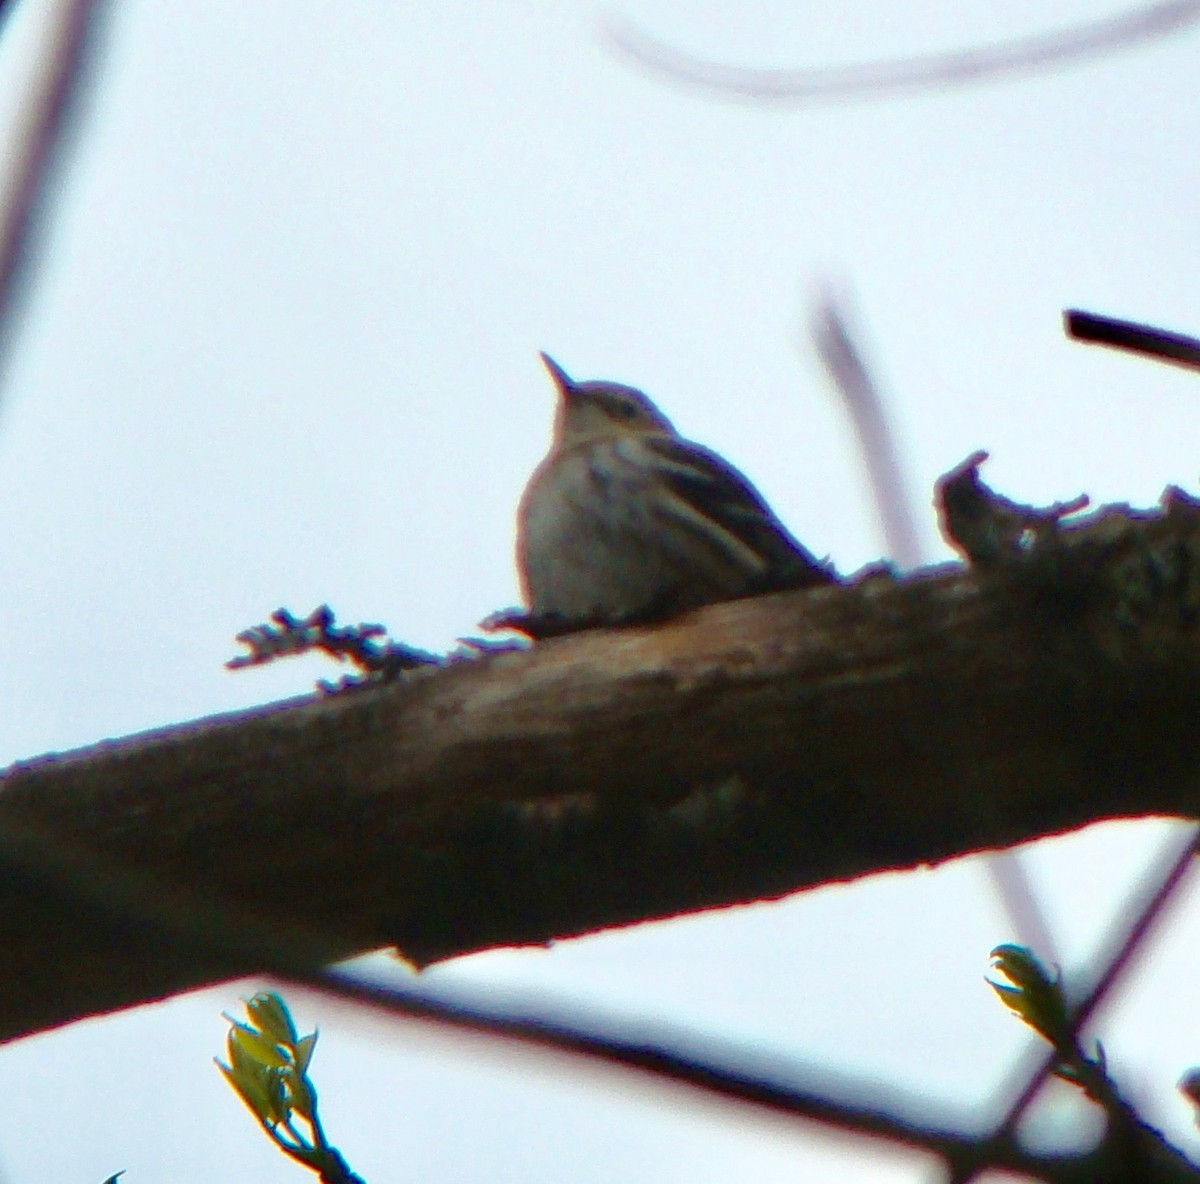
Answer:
xmin=539 ymin=352 xmax=576 ymax=397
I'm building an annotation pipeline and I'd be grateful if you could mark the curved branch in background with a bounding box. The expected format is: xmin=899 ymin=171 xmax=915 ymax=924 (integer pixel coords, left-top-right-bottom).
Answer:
xmin=604 ymin=2 xmax=1200 ymax=103
xmin=0 ymin=0 xmax=109 ymax=396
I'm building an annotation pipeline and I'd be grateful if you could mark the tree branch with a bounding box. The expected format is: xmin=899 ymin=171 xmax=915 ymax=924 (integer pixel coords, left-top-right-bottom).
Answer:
xmin=3 ymin=476 xmax=1200 ymax=1041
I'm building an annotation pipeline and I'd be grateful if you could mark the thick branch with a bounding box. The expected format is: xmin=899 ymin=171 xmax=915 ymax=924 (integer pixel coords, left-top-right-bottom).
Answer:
xmin=3 ymin=489 xmax=1200 ymax=1042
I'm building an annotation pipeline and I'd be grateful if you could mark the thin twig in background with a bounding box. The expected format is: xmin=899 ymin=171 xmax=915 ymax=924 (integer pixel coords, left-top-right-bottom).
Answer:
xmin=955 ymin=825 xmax=1200 ymax=1184
xmin=810 ymin=294 xmax=922 ymax=569
xmin=1066 ymin=309 xmax=1200 ymax=372
xmin=984 ymin=850 xmax=1062 ymax=976
xmin=605 ymin=2 xmax=1200 ymax=104
xmin=810 ymin=292 xmax=1061 ymax=967
xmin=0 ymin=0 xmax=109 ymax=397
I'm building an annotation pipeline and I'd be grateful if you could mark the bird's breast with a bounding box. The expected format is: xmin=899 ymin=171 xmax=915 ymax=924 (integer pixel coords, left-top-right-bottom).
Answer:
xmin=516 ymin=440 xmax=764 ymax=622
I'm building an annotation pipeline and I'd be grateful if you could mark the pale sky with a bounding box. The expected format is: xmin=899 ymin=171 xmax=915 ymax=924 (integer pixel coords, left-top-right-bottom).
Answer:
xmin=0 ymin=3 xmax=1198 ymax=1182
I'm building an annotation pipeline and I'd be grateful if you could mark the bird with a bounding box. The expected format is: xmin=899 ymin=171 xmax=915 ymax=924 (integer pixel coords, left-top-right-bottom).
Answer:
xmin=515 ymin=353 xmax=835 ymax=631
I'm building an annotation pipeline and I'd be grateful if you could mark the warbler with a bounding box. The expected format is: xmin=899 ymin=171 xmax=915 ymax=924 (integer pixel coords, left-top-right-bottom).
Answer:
xmin=516 ymin=353 xmax=835 ymax=629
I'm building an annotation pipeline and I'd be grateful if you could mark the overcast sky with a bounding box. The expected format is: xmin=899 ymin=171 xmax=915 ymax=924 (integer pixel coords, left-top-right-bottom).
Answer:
xmin=0 ymin=2 xmax=1198 ymax=1182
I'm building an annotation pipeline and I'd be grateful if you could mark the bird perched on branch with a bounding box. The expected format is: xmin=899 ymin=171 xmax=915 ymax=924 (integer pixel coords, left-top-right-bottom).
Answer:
xmin=515 ymin=353 xmax=835 ymax=633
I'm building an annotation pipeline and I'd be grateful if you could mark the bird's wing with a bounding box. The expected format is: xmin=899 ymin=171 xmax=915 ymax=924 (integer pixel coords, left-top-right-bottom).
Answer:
xmin=634 ymin=435 xmax=831 ymax=584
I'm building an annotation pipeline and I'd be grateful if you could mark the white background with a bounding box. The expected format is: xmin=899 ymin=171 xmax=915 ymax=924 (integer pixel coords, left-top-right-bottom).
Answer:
xmin=0 ymin=2 xmax=1197 ymax=1181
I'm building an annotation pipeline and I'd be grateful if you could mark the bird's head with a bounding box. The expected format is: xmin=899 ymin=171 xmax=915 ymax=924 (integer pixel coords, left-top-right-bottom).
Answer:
xmin=540 ymin=352 xmax=676 ymax=447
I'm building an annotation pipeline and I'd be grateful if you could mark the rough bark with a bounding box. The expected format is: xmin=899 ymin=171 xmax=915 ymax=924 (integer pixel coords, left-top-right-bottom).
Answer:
xmin=2 ymin=483 xmax=1200 ymax=1044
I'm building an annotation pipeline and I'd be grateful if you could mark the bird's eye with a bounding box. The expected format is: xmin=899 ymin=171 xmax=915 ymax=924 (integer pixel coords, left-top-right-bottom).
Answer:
xmin=614 ymin=401 xmax=638 ymax=419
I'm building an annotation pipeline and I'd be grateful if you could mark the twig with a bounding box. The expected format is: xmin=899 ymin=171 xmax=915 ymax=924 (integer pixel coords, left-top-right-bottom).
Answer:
xmin=228 ymin=605 xmax=441 ymax=685
xmin=810 ymin=294 xmax=922 ymax=569
xmin=1065 ymin=309 xmax=1200 ymax=373
xmin=937 ymin=450 xmax=1088 ymax=566
xmin=605 ymin=2 xmax=1200 ymax=104
xmin=0 ymin=0 xmax=109 ymax=391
